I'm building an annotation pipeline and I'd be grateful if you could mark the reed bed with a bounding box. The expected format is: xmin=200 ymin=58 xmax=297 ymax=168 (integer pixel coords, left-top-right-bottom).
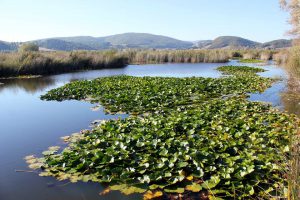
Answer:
xmin=126 ymin=49 xmax=231 ymax=64
xmin=0 ymin=49 xmax=277 ymax=77
xmin=0 ymin=51 xmax=128 ymax=77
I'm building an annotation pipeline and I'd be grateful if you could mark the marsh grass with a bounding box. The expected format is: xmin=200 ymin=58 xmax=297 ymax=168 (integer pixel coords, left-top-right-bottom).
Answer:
xmin=127 ymin=49 xmax=231 ymax=64
xmin=0 ymin=51 xmax=128 ymax=77
xmin=277 ymin=46 xmax=300 ymax=199
xmin=0 ymin=49 xmax=278 ymax=77
xmin=0 ymin=50 xmax=232 ymax=77
xmin=284 ymin=47 xmax=300 ymax=78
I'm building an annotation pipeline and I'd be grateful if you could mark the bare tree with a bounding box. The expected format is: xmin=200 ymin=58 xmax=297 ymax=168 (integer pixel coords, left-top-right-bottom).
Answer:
xmin=280 ymin=0 xmax=300 ymax=37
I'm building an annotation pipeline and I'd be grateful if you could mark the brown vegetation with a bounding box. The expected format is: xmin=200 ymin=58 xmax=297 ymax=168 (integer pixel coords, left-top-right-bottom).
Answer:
xmin=126 ymin=49 xmax=231 ymax=64
xmin=0 ymin=49 xmax=278 ymax=78
xmin=0 ymin=51 xmax=128 ymax=77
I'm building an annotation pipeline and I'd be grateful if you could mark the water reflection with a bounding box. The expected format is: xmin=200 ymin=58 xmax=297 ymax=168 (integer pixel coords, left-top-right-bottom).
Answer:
xmin=281 ymin=92 xmax=300 ymax=116
xmin=0 ymin=77 xmax=55 ymax=93
xmin=279 ymin=76 xmax=300 ymax=117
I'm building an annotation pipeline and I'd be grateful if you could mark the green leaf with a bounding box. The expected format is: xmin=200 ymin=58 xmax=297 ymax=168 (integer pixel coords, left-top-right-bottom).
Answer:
xmin=185 ymin=183 xmax=202 ymax=192
xmin=164 ymin=187 xmax=185 ymax=193
xmin=202 ymin=176 xmax=220 ymax=189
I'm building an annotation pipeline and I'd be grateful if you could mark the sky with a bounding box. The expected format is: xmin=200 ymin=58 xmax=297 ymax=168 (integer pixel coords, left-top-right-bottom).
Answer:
xmin=0 ymin=0 xmax=291 ymax=42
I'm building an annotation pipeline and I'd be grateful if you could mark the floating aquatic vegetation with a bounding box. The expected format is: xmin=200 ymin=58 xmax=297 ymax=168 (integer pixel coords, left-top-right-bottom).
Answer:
xmin=28 ymin=98 xmax=299 ymax=199
xmin=238 ymin=59 xmax=265 ymax=63
xmin=217 ymin=65 xmax=265 ymax=75
xmin=41 ymin=74 xmax=274 ymax=114
xmin=28 ymin=65 xmax=299 ymax=199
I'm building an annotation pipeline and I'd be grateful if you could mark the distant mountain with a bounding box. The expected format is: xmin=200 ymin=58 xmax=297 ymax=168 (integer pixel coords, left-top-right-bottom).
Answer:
xmin=208 ymin=36 xmax=259 ymax=49
xmin=193 ymin=40 xmax=213 ymax=48
xmin=193 ymin=36 xmax=259 ymax=49
xmin=260 ymin=39 xmax=292 ymax=49
xmin=0 ymin=33 xmax=292 ymax=51
xmin=52 ymin=36 xmax=111 ymax=50
xmin=35 ymin=33 xmax=193 ymax=50
xmin=194 ymin=37 xmax=292 ymax=49
xmin=101 ymin=33 xmax=193 ymax=49
xmin=0 ymin=41 xmax=18 ymax=51
xmin=35 ymin=39 xmax=95 ymax=51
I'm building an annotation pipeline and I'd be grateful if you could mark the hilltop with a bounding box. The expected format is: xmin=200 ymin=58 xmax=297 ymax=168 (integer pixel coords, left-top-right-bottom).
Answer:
xmin=0 ymin=33 xmax=292 ymax=51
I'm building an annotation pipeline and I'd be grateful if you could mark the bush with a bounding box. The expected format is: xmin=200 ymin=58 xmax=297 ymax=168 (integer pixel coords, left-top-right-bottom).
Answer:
xmin=19 ymin=43 xmax=39 ymax=52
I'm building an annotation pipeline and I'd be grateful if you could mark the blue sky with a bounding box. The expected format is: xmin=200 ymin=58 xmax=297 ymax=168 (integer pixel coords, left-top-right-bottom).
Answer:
xmin=0 ymin=0 xmax=290 ymax=42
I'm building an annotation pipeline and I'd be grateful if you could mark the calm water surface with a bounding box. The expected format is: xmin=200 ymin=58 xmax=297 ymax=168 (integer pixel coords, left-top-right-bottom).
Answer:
xmin=0 ymin=61 xmax=295 ymax=200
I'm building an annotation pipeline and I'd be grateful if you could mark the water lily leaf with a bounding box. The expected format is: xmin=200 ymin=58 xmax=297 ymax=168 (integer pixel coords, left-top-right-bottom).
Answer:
xmin=177 ymin=162 xmax=188 ymax=168
xmin=42 ymin=150 xmax=55 ymax=156
xmin=26 ymin=158 xmax=38 ymax=164
xmin=202 ymin=176 xmax=220 ymax=189
xmin=143 ymin=190 xmax=163 ymax=200
xmin=24 ymin=155 xmax=35 ymax=160
xmin=164 ymin=187 xmax=185 ymax=194
xmin=57 ymin=173 xmax=71 ymax=181
xmin=208 ymin=195 xmax=225 ymax=200
xmin=110 ymin=184 xmax=128 ymax=191
xmin=120 ymin=186 xmax=147 ymax=195
xmin=185 ymin=183 xmax=202 ymax=192
xmin=28 ymin=163 xmax=43 ymax=170
xmin=149 ymin=183 xmax=168 ymax=190
xmin=99 ymin=188 xmax=111 ymax=196
xmin=48 ymin=146 xmax=60 ymax=151
xmin=186 ymin=175 xmax=193 ymax=181
xmin=39 ymin=171 xmax=52 ymax=177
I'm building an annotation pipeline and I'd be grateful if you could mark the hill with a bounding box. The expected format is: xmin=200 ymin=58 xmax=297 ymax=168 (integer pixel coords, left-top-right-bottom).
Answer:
xmin=101 ymin=33 xmax=193 ymax=49
xmin=260 ymin=39 xmax=292 ymax=49
xmin=194 ymin=37 xmax=292 ymax=49
xmin=35 ymin=39 xmax=95 ymax=51
xmin=0 ymin=41 xmax=18 ymax=51
xmin=52 ymin=36 xmax=111 ymax=50
xmin=0 ymin=33 xmax=292 ymax=51
xmin=34 ymin=33 xmax=193 ymax=50
xmin=206 ymin=36 xmax=259 ymax=49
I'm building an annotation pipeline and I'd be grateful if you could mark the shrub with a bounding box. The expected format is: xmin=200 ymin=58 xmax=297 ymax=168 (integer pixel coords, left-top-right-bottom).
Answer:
xmin=19 ymin=43 xmax=39 ymax=52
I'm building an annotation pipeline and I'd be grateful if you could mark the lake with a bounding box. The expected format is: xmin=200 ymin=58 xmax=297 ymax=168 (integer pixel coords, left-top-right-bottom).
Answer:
xmin=0 ymin=61 xmax=294 ymax=200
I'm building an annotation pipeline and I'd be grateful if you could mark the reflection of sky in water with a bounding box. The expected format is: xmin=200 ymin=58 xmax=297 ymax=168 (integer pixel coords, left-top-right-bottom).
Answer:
xmin=0 ymin=61 xmax=296 ymax=200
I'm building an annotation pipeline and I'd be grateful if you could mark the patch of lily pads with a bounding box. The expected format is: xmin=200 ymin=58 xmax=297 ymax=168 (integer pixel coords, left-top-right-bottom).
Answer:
xmin=217 ymin=65 xmax=265 ymax=76
xmin=26 ymin=65 xmax=299 ymax=199
xmin=40 ymin=67 xmax=274 ymax=114
xmin=238 ymin=59 xmax=265 ymax=63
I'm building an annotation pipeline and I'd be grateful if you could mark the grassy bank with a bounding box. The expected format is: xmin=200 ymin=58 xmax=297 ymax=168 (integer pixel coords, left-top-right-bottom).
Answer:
xmin=26 ymin=66 xmax=299 ymax=199
xmin=0 ymin=49 xmax=278 ymax=78
xmin=0 ymin=51 xmax=128 ymax=78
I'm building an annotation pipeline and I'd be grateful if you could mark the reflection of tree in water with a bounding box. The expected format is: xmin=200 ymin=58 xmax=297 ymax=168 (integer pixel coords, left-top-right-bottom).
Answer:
xmin=281 ymin=76 xmax=300 ymax=117
xmin=0 ymin=76 xmax=55 ymax=94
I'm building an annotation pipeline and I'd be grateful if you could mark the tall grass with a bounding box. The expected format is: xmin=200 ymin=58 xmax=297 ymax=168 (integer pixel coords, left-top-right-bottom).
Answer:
xmin=126 ymin=49 xmax=231 ymax=64
xmin=0 ymin=51 xmax=128 ymax=77
xmin=0 ymin=49 xmax=278 ymax=77
xmin=275 ymin=47 xmax=300 ymax=91
xmin=284 ymin=47 xmax=300 ymax=77
xmin=274 ymin=46 xmax=300 ymax=200
xmin=232 ymin=49 xmax=276 ymax=60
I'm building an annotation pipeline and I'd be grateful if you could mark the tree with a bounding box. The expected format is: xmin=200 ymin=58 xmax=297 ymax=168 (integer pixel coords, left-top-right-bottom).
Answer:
xmin=19 ymin=43 xmax=39 ymax=52
xmin=280 ymin=0 xmax=300 ymax=37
